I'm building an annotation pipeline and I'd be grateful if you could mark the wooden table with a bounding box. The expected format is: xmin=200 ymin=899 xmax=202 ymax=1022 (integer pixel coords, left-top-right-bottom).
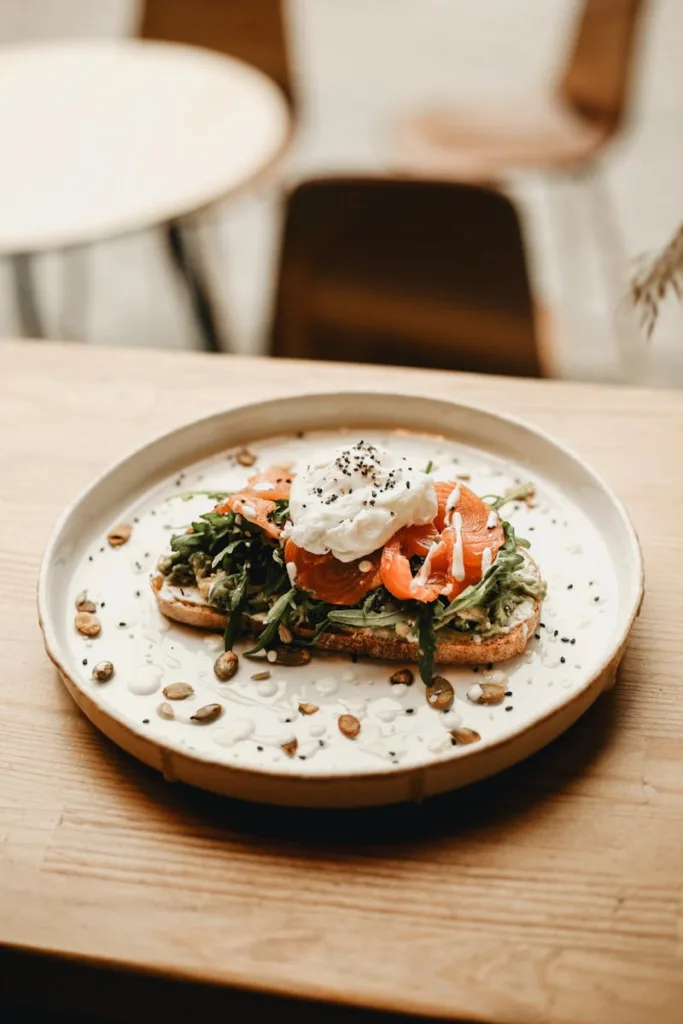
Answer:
xmin=1 ymin=340 xmax=682 ymax=1024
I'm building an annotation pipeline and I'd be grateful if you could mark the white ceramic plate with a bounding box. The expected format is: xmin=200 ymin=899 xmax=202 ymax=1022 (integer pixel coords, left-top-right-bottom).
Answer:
xmin=38 ymin=393 xmax=643 ymax=808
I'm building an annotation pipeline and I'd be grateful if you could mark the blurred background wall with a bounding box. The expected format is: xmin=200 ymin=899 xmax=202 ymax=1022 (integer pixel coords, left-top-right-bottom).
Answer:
xmin=0 ymin=0 xmax=680 ymax=383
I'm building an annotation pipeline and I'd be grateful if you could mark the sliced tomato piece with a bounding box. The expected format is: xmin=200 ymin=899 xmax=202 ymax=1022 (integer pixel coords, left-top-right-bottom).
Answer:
xmin=284 ymin=539 xmax=382 ymax=606
xmin=381 ymin=528 xmax=451 ymax=603
xmin=215 ymin=493 xmax=281 ymax=540
xmin=246 ymin=466 xmax=294 ymax=501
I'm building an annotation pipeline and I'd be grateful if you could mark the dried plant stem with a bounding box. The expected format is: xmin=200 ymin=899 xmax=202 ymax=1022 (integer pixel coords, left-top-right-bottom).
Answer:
xmin=630 ymin=223 xmax=683 ymax=338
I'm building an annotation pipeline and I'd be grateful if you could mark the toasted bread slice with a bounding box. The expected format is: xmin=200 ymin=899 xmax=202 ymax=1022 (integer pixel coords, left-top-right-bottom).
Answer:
xmin=151 ymin=564 xmax=542 ymax=666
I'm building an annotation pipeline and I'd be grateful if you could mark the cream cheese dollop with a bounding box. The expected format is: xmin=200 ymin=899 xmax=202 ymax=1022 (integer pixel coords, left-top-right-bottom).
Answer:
xmin=287 ymin=440 xmax=437 ymax=562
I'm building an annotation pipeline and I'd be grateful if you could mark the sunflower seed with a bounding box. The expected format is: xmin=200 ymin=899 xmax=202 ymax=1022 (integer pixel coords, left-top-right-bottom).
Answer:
xmin=278 ymin=623 xmax=293 ymax=644
xmin=271 ymin=646 xmax=311 ymax=667
xmin=281 ymin=738 xmax=298 ymax=757
xmin=91 ymin=660 xmax=114 ymax=682
xmin=298 ymin=702 xmax=319 ymax=716
xmin=251 ymin=670 xmax=271 ymax=681
xmin=338 ymin=714 xmax=361 ymax=739
xmin=157 ymin=702 xmax=175 ymax=720
xmin=426 ymin=675 xmax=454 ymax=711
xmin=451 ymin=727 xmax=481 ymax=745
xmin=163 ymin=682 xmax=194 ymax=700
xmin=390 ymin=668 xmax=414 ymax=686
xmin=107 ymin=523 xmax=132 ymax=547
xmin=456 ymin=473 xmax=471 ymax=481
xmin=469 ymin=682 xmax=506 ymax=705
xmin=236 ymin=448 xmax=257 ymax=467
xmin=75 ymin=591 xmax=96 ymax=613
xmin=75 ymin=611 xmax=101 ymax=637
xmin=191 ymin=703 xmax=223 ymax=724
xmin=213 ymin=650 xmax=239 ymax=681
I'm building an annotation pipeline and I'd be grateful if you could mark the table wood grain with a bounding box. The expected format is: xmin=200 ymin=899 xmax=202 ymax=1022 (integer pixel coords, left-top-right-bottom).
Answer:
xmin=1 ymin=340 xmax=682 ymax=1024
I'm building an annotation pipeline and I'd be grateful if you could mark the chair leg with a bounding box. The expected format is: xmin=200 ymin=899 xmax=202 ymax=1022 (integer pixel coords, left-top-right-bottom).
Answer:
xmin=165 ymin=222 xmax=226 ymax=353
xmin=11 ymin=253 xmax=45 ymax=338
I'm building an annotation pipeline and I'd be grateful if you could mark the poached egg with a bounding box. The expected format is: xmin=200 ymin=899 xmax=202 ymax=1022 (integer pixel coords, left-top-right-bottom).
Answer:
xmin=287 ymin=440 xmax=437 ymax=562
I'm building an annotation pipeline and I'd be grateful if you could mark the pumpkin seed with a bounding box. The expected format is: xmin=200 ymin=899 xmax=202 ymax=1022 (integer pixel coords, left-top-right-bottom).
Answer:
xmin=214 ymin=650 xmax=239 ymax=681
xmin=75 ymin=591 xmax=96 ymax=613
xmin=75 ymin=611 xmax=101 ymax=637
xmin=191 ymin=703 xmax=223 ymax=724
xmin=281 ymin=738 xmax=298 ymax=757
xmin=298 ymin=702 xmax=319 ymax=716
xmin=91 ymin=660 xmax=114 ymax=682
xmin=107 ymin=523 xmax=132 ymax=547
xmin=163 ymin=682 xmax=194 ymax=700
xmin=251 ymin=670 xmax=271 ymax=681
xmin=271 ymin=646 xmax=311 ymax=667
xmin=470 ymin=682 xmax=506 ymax=705
xmin=451 ymin=727 xmax=481 ymax=745
xmin=278 ymin=623 xmax=293 ymax=644
xmin=157 ymin=702 xmax=175 ymax=720
xmin=236 ymin=448 xmax=256 ymax=467
xmin=426 ymin=675 xmax=454 ymax=711
xmin=390 ymin=668 xmax=414 ymax=686
xmin=338 ymin=714 xmax=361 ymax=739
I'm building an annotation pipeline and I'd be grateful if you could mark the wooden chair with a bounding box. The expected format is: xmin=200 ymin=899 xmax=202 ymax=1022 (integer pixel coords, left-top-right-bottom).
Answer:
xmin=397 ymin=0 xmax=645 ymax=180
xmin=139 ymin=0 xmax=294 ymax=107
xmin=139 ymin=0 xmax=293 ymax=352
xmin=270 ymin=179 xmax=545 ymax=377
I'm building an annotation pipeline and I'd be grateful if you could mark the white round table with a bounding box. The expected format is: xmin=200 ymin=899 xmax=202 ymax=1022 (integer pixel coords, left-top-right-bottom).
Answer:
xmin=0 ymin=39 xmax=292 ymax=344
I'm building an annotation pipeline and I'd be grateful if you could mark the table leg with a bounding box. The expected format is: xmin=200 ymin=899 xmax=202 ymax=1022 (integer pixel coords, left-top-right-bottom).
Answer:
xmin=166 ymin=222 xmax=225 ymax=353
xmin=11 ymin=253 xmax=45 ymax=338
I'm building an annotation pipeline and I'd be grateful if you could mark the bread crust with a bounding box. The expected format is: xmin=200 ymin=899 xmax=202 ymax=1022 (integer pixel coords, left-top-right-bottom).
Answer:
xmin=152 ymin=575 xmax=541 ymax=666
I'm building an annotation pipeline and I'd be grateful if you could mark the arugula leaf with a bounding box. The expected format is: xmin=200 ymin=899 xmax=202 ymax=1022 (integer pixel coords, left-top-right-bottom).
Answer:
xmin=244 ymin=588 xmax=296 ymax=655
xmin=483 ymin=482 xmax=535 ymax=512
xmin=327 ymin=608 xmax=410 ymax=628
xmin=166 ymin=490 xmax=231 ymax=503
xmin=416 ymin=604 xmax=437 ymax=686
xmin=223 ymin=606 xmax=244 ymax=651
xmin=230 ymin=562 xmax=249 ymax=611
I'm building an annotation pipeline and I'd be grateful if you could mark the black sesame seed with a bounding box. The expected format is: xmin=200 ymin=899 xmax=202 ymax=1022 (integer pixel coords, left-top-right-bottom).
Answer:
xmin=82 ymin=658 xmax=88 ymax=666
xmin=554 ymin=630 xmax=559 ymax=637
xmin=118 ymin=621 xmax=126 ymax=627
xmin=505 ymin=690 xmax=512 ymax=697
xmin=505 ymin=705 xmax=513 ymax=712
xmin=406 ymin=708 xmax=415 ymax=715
xmin=319 ymin=740 xmax=325 ymax=747
xmin=388 ymin=751 xmax=396 ymax=757
xmin=298 ymin=755 xmax=307 ymax=760
xmin=561 ymin=637 xmax=569 ymax=643
xmin=540 ymin=622 xmax=546 ymax=628
xmin=487 ymin=662 xmax=493 ymax=671
xmin=135 ymin=591 xmax=141 ymax=598
xmin=88 ymin=555 xmax=93 ymax=562
xmin=473 ymin=665 xmax=479 ymax=673
xmin=101 ymin=602 xmax=106 ymax=608
xmin=142 ymin=719 xmax=150 ymax=725
xmin=133 ymin=517 xmax=139 ymax=523
xmin=534 ymin=633 xmax=541 ymax=640
xmin=99 ymin=546 xmax=105 ymax=553
xmin=284 ymin=718 xmax=293 ymax=723
xmin=560 ymin=656 xmax=566 ymax=664
xmin=594 ymin=596 xmax=600 ymax=602
xmin=567 ymin=584 xmax=573 ymax=590
xmin=589 ymin=580 xmax=594 ymax=586
xmin=570 ymin=638 xmax=576 ymax=645
xmin=257 ymin=746 xmax=264 ymax=751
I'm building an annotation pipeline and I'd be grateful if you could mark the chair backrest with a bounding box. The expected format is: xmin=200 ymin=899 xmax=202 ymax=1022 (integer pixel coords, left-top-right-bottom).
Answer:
xmin=271 ymin=178 xmax=544 ymax=378
xmin=139 ymin=0 xmax=294 ymax=107
xmin=558 ymin=0 xmax=645 ymax=133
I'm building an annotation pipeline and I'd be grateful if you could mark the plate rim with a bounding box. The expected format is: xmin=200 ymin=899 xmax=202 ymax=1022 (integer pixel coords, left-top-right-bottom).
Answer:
xmin=37 ymin=391 xmax=645 ymax=798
